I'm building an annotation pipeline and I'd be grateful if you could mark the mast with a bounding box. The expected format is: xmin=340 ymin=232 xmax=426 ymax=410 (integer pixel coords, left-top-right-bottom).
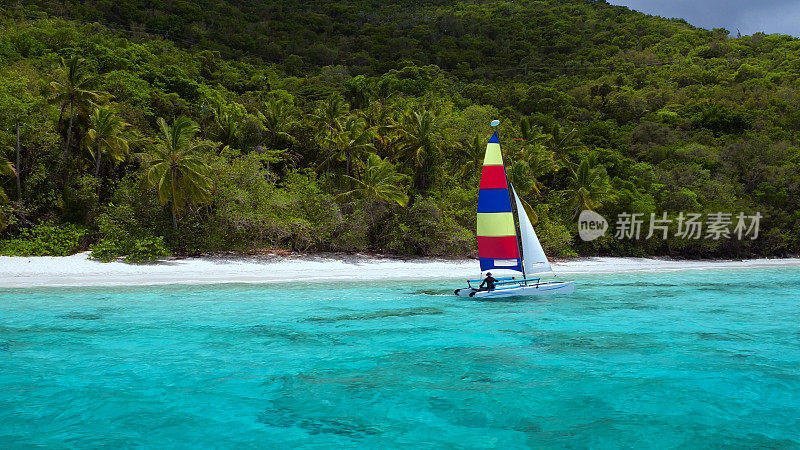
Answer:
xmin=509 ymin=185 xmax=527 ymax=283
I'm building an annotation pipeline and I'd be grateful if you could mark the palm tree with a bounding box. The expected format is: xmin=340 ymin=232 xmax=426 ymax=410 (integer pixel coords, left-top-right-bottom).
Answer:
xmin=342 ymin=153 xmax=409 ymax=207
xmin=547 ymin=126 xmax=582 ymax=159
xmin=143 ymin=116 xmax=212 ymax=230
xmin=50 ymin=56 xmax=102 ymax=158
xmin=363 ymin=101 xmax=399 ymax=157
xmin=564 ymin=158 xmax=611 ymax=218
xmin=212 ymin=104 xmax=240 ymax=151
xmin=325 ymin=114 xmax=375 ymax=177
xmin=309 ymin=94 xmax=348 ymax=140
xmin=309 ymin=95 xmax=349 ymax=171
xmin=85 ymin=107 xmax=130 ymax=178
xmin=457 ymin=134 xmax=484 ymax=177
xmin=527 ymin=149 xmax=557 ymax=196
xmin=261 ymin=98 xmax=297 ymax=148
xmin=397 ymin=110 xmax=446 ymax=191
xmin=520 ymin=117 xmax=552 ymax=147
xmin=510 ymin=147 xmax=556 ymax=198
xmin=546 ymin=125 xmax=584 ymax=184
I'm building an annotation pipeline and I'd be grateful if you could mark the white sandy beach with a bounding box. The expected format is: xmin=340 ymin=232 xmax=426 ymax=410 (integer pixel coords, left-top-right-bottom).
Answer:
xmin=1 ymin=252 xmax=799 ymax=288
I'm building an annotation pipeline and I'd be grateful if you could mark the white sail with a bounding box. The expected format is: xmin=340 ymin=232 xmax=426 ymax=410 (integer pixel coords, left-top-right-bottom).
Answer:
xmin=511 ymin=187 xmax=552 ymax=276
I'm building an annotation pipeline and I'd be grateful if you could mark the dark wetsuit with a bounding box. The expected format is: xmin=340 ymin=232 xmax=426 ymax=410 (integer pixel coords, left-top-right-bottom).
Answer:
xmin=478 ymin=275 xmax=497 ymax=291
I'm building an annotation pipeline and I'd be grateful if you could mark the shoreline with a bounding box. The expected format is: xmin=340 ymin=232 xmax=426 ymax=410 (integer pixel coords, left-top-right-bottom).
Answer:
xmin=1 ymin=252 xmax=800 ymax=288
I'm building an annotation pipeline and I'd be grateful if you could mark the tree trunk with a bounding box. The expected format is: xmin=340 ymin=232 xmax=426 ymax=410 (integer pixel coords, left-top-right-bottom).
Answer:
xmin=346 ymin=148 xmax=351 ymax=177
xmin=57 ymin=104 xmax=66 ymax=131
xmin=171 ymin=169 xmax=178 ymax=230
xmin=94 ymin=141 xmax=102 ymax=178
xmin=63 ymin=98 xmax=75 ymax=159
xmin=15 ymin=122 xmax=21 ymax=200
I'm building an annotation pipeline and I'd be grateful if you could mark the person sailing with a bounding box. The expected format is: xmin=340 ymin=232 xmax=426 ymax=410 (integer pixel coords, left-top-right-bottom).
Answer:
xmin=478 ymin=272 xmax=497 ymax=291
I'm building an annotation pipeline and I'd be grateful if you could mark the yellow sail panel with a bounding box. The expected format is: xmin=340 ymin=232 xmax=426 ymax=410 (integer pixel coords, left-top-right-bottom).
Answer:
xmin=483 ymin=143 xmax=503 ymax=166
xmin=477 ymin=212 xmax=516 ymax=237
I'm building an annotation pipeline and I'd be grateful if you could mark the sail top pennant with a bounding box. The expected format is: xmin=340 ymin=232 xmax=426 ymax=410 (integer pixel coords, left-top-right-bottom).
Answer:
xmin=476 ymin=130 xmax=521 ymax=272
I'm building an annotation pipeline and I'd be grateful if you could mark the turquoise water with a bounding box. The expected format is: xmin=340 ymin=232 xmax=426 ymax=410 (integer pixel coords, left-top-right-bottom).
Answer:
xmin=1 ymin=268 xmax=799 ymax=448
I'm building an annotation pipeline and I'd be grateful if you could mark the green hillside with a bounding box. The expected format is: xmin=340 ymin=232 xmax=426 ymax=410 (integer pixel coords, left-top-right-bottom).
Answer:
xmin=1 ymin=1 xmax=799 ymax=260
xmin=22 ymin=0 xmax=700 ymax=75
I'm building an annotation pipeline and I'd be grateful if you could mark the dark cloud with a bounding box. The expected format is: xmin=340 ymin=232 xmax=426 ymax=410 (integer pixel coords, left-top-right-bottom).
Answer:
xmin=609 ymin=0 xmax=800 ymax=37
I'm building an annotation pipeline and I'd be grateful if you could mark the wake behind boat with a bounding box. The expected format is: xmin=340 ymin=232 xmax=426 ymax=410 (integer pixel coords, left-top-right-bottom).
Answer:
xmin=455 ymin=120 xmax=575 ymax=299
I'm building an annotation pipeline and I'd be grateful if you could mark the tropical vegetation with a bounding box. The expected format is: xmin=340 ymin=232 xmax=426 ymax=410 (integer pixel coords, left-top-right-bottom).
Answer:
xmin=1 ymin=1 xmax=799 ymax=261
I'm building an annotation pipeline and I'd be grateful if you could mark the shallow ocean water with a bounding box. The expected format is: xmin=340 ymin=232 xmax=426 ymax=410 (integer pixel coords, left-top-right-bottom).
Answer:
xmin=1 ymin=268 xmax=799 ymax=448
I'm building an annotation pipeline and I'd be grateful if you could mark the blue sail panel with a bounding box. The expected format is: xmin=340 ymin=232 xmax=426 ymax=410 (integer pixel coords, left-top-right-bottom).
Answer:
xmin=477 ymin=189 xmax=513 ymax=213
xmin=479 ymin=257 xmax=522 ymax=272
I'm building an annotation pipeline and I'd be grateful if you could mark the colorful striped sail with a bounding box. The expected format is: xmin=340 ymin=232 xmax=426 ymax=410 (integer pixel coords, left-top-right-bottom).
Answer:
xmin=477 ymin=131 xmax=522 ymax=272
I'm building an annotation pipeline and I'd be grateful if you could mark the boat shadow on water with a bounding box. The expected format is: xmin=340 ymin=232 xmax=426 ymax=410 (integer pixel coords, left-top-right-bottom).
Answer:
xmin=456 ymin=293 xmax=568 ymax=303
xmin=407 ymin=289 xmax=453 ymax=296
xmin=410 ymin=288 xmax=570 ymax=302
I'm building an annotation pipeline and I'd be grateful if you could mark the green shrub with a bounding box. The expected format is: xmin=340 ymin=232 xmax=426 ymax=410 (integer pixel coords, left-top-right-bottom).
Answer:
xmin=532 ymin=204 xmax=577 ymax=258
xmin=383 ymin=198 xmax=474 ymax=256
xmin=91 ymin=235 xmax=170 ymax=263
xmin=88 ymin=239 xmax=120 ymax=262
xmin=0 ymin=221 xmax=89 ymax=256
xmin=89 ymin=203 xmax=171 ymax=263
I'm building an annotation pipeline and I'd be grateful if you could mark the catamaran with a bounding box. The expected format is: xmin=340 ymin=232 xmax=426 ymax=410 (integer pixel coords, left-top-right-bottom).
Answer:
xmin=455 ymin=121 xmax=575 ymax=298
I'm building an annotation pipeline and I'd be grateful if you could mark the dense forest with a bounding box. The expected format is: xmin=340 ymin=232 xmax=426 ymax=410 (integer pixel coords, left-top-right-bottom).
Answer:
xmin=0 ymin=0 xmax=799 ymax=261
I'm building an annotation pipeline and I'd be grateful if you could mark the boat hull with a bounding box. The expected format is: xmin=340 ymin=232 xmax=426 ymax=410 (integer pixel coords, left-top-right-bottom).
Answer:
xmin=455 ymin=281 xmax=575 ymax=298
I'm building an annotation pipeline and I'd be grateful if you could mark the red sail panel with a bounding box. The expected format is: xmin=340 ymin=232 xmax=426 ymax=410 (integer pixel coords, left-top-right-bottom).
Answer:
xmin=477 ymin=235 xmax=520 ymax=260
xmin=478 ymin=165 xmax=508 ymax=190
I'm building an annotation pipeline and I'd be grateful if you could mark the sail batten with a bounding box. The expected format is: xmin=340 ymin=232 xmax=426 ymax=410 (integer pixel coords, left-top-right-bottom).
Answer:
xmin=476 ymin=131 xmax=521 ymax=273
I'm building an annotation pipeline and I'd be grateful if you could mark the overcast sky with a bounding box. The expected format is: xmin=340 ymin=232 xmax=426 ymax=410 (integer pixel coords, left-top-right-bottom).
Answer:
xmin=608 ymin=0 xmax=800 ymax=37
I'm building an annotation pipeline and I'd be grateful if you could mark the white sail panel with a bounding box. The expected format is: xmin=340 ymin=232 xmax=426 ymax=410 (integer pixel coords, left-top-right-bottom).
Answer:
xmin=512 ymin=188 xmax=552 ymax=275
